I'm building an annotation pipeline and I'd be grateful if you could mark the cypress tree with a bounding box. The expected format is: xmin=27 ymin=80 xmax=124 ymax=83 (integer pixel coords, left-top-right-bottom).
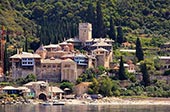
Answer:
xmin=23 ymin=28 xmax=28 ymax=52
xmin=136 ymin=37 xmax=144 ymax=62
xmin=96 ymin=1 xmax=105 ymax=38
xmin=4 ymin=43 xmax=8 ymax=74
xmin=108 ymin=16 xmax=116 ymax=40
xmin=6 ymin=29 xmax=10 ymax=42
xmin=86 ymin=3 xmax=96 ymax=38
xmin=54 ymin=35 xmax=57 ymax=44
xmin=118 ymin=56 xmax=127 ymax=80
xmin=25 ymin=36 xmax=28 ymax=52
xmin=140 ymin=63 xmax=150 ymax=86
xmin=117 ymin=26 xmax=124 ymax=44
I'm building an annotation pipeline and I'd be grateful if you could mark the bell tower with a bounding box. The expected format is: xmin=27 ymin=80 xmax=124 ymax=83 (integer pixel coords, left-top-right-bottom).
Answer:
xmin=79 ymin=23 xmax=92 ymax=43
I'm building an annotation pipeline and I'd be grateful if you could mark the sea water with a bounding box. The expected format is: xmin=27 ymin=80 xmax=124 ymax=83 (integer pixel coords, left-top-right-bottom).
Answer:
xmin=0 ymin=104 xmax=170 ymax=112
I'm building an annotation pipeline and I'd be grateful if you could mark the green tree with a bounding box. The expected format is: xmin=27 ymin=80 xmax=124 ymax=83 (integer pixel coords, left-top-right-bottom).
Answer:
xmin=98 ymin=76 xmax=113 ymax=96
xmin=32 ymin=6 xmax=44 ymax=21
xmin=86 ymin=3 xmax=96 ymax=38
xmin=112 ymin=80 xmax=121 ymax=96
xmin=16 ymin=77 xmax=25 ymax=86
xmin=6 ymin=29 xmax=10 ymax=42
xmin=108 ymin=16 xmax=116 ymax=40
xmin=76 ymin=78 xmax=82 ymax=84
xmin=25 ymin=36 xmax=28 ymax=52
xmin=163 ymin=70 xmax=170 ymax=76
xmin=23 ymin=28 xmax=28 ymax=52
xmin=97 ymin=65 xmax=105 ymax=75
xmin=25 ymin=74 xmax=37 ymax=83
xmin=140 ymin=63 xmax=150 ymax=87
xmin=60 ymin=81 xmax=74 ymax=92
xmin=3 ymin=43 xmax=8 ymax=74
xmin=16 ymin=74 xmax=37 ymax=85
xmin=96 ymin=1 xmax=105 ymax=38
xmin=117 ymin=26 xmax=124 ymax=44
xmin=118 ymin=56 xmax=127 ymax=80
xmin=136 ymin=37 xmax=144 ymax=62
xmin=90 ymin=78 xmax=99 ymax=94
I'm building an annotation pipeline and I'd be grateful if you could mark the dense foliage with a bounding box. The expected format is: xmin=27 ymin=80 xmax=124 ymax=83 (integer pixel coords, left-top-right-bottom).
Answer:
xmin=0 ymin=0 xmax=169 ymax=47
xmin=15 ymin=74 xmax=37 ymax=86
xmin=0 ymin=0 xmax=170 ymax=97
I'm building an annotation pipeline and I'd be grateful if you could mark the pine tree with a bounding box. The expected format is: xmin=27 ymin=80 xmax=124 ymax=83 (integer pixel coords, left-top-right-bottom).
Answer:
xmin=96 ymin=1 xmax=105 ymax=38
xmin=118 ymin=56 xmax=127 ymax=80
xmin=108 ymin=16 xmax=116 ymax=40
xmin=140 ymin=63 xmax=150 ymax=86
xmin=117 ymin=26 xmax=124 ymax=44
xmin=136 ymin=37 xmax=144 ymax=62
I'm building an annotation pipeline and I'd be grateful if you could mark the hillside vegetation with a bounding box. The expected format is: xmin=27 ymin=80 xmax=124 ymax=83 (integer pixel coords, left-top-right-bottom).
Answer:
xmin=0 ymin=0 xmax=170 ymax=50
xmin=1 ymin=0 xmax=170 ymax=98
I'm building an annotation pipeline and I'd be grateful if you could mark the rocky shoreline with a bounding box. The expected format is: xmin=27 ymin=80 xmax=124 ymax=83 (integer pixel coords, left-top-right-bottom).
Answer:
xmin=1 ymin=97 xmax=170 ymax=105
xmin=64 ymin=97 xmax=170 ymax=105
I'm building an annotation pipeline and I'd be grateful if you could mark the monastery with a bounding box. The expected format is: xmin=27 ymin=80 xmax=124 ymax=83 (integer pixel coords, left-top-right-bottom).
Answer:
xmin=10 ymin=23 xmax=114 ymax=82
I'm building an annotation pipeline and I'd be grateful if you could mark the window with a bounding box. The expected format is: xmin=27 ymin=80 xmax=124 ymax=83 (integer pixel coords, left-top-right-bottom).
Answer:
xmin=47 ymin=65 xmax=51 ymax=68
xmin=53 ymin=65 xmax=56 ymax=68
xmin=22 ymin=62 xmax=27 ymax=64
xmin=28 ymin=62 xmax=32 ymax=64
xmin=64 ymin=64 xmax=70 ymax=68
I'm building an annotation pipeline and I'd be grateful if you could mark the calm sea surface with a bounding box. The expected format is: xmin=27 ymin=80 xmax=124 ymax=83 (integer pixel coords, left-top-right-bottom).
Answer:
xmin=0 ymin=104 xmax=170 ymax=112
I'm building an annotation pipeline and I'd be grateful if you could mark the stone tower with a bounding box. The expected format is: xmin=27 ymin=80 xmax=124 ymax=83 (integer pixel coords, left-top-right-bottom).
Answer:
xmin=79 ymin=23 xmax=92 ymax=43
xmin=92 ymin=48 xmax=111 ymax=69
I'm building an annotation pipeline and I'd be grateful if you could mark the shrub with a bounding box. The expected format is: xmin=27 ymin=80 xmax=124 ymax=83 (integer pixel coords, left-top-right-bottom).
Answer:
xmin=163 ymin=70 xmax=170 ymax=76
xmin=113 ymin=90 xmax=120 ymax=96
xmin=88 ymin=88 xmax=94 ymax=94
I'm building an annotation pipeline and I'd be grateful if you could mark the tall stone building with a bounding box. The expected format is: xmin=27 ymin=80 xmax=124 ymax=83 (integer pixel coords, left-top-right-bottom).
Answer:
xmin=10 ymin=52 xmax=41 ymax=79
xmin=79 ymin=23 xmax=92 ymax=43
xmin=78 ymin=23 xmax=114 ymax=68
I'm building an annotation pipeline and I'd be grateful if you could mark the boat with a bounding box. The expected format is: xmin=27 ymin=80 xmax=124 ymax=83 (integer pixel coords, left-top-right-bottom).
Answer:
xmin=53 ymin=100 xmax=65 ymax=105
xmin=40 ymin=101 xmax=53 ymax=106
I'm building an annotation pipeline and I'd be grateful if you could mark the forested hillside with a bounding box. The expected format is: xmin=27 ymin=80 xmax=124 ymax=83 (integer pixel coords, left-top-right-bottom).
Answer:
xmin=0 ymin=0 xmax=170 ymax=50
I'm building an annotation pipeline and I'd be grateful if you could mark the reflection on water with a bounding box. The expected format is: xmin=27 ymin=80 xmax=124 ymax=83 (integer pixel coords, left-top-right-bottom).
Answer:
xmin=0 ymin=104 xmax=170 ymax=112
